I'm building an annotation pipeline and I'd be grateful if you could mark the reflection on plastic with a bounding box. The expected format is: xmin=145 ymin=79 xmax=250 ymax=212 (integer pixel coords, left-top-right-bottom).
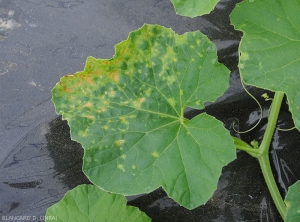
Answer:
xmin=0 ymin=117 xmax=90 ymax=217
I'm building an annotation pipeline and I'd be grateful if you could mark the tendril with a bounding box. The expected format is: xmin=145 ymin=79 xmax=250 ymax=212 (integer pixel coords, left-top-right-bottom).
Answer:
xmin=265 ymin=94 xmax=295 ymax=131
xmin=232 ymin=79 xmax=263 ymax=134
xmin=276 ymin=126 xmax=296 ymax=131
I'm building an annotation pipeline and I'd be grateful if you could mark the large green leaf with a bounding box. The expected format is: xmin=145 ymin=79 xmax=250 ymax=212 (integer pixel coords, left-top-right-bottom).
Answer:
xmin=230 ymin=0 xmax=300 ymax=130
xmin=285 ymin=181 xmax=300 ymax=222
xmin=170 ymin=0 xmax=220 ymax=17
xmin=45 ymin=184 xmax=150 ymax=222
xmin=52 ymin=24 xmax=235 ymax=209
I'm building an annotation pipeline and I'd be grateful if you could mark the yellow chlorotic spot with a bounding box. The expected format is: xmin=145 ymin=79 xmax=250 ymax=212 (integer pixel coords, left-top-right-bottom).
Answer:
xmin=110 ymin=91 xmax=116 ymax=95
xmin=173 ymin=57 xmax=178 ymax=62
xmin=133 ymin=98 xmax=145 ymax=108
xmin=83 ymin=102 xmax=93 ymax=108
xmin=180 ymin=90 xmax=183 ymax=95
xmin=132 ymin=165 xmax=136 ymax=169
xmin=167 ymin=98 xmax=176 ymax=107
xmin=120 ymin=117 xmax=126 ymax=122
xmin=85 ymin=115 xmax=95 ymax=120
xmin=70 ymin=96 xmax=75 ymax=100
xmin=118 ymin=164 xmax=125 ymax=172
xmin=115 ymin=140 xmax=125 ymax=146
xmin=121 ymin=154 xmax=126 ymax=159
xmin=79 ymin=130 xmax=88 ymax=137
xmin=145 ymin=88 xmax=152 ymax=96
xmin=196 ymin=39 xmax=201 ymax=45
xmin=103 ymin=125 xmax=108 ymax=130
xmin=297 ymin=106 xmax=300 ymax=110
xmin=166 ymin=76 xmax=176 ymax=85
xmin=167 ymin=46 xmax=174 ymax=54
xmin=240 ymin=52 xmax=249 ymax=61
xmin=238 ymin=63 xmax=245 ymax=69
xmin=152 ymin=151 xmax=159 ymax=158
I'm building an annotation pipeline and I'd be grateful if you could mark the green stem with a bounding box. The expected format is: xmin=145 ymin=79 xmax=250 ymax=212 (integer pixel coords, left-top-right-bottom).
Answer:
xmin=232 ymin=136 xmax=260 ymax=157
xmin=233 ymin=91 xmax=286 ymax=219
xmin=257 ymin=91 xmax=286 ymax=219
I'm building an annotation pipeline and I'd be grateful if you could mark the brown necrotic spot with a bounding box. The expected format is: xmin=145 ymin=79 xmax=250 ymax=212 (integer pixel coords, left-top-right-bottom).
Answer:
xmin=85 ymin=115 xmax=94 ymax=120
xmin=63 ymin=86 xmax=73 ymax=93
xmin=107 ymin=70 xmax=119 ymax=82
xmin=83 ymin=102 xmax=92 ymax=108
xmin=86 ymin=76 xmax=94 ymax=86
xmin=115 ymin=140 xmax=125 ymax=146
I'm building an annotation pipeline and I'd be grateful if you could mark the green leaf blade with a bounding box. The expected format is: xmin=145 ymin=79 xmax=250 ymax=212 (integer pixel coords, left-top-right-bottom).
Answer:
xmin=170 ymin=0 xmax=220 ymax=17
xmin=285 ymin=181 xmax=300 ymax=222
xmin=45 ymin=185 xmax=151 ymax=222
xmin=52 ymin=24 xmax=235 ymax=209
xmin=230 ymin=0 xmax=300 ymax=130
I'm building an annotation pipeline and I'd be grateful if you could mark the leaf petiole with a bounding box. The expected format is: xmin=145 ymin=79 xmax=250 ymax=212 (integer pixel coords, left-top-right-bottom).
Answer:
xmin=232 ymin=136 xmax=260 ymax=158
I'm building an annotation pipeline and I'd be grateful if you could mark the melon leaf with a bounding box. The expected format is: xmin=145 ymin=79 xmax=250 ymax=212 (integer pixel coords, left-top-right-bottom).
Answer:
xmin=52 ymin=24 xmax=235 ymax=209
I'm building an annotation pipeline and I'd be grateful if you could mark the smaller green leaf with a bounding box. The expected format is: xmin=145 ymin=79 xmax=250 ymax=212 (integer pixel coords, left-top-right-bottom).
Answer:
xmin=285 ymin=180 xmax=300 ymax=222
xmin=45 ymin=184 xmax=151 ymax=222
xmin=230 ymin=0 xmax=300 ymax=130
xmin=170 ymin=0 xmax=219 ymax=17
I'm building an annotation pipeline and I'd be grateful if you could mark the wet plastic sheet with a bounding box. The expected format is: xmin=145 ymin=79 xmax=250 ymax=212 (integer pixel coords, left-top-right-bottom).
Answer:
xmin=1 ymin=0 xmax=299 ymax=221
